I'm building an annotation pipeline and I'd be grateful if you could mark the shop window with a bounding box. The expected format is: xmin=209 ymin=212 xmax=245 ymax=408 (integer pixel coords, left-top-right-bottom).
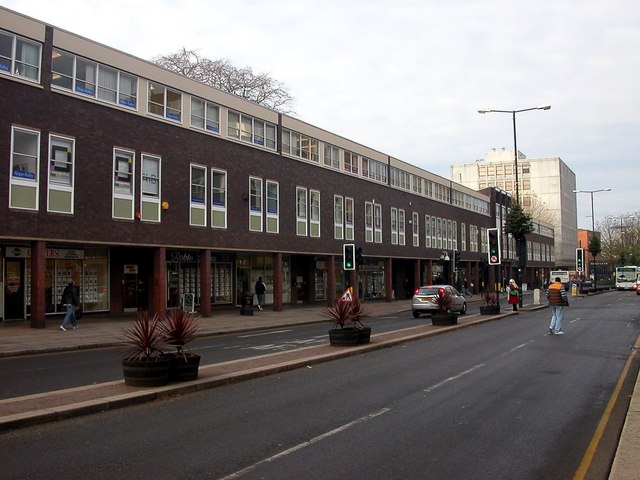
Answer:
xmin=48 ymin=134 xmax=75 ymax=214
xmin=10 ymin=126 xmax=40 ymax=210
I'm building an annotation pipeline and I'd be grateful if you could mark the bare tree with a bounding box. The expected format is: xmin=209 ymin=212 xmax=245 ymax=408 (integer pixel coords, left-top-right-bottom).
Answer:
xmin=152 ymin=48 xmax=294 ymax=113
xmin=523 ymin=194 xmax=558 ymax=226
xmin=597 ymin=212 xmax=640 ymax=266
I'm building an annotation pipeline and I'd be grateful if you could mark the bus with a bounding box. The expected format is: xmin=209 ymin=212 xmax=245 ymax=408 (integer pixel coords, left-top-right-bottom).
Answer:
xmin=550 ymin=270 xmax=570 ymax=289
xmin=615 ymin=266 xmax=639 ymax=290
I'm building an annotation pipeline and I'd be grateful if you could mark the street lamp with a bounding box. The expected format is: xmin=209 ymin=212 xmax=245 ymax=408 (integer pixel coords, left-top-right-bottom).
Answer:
xmin=573 ymin=187 xmax=611 ymax=287
xmin=478 ymin=105 xmax=551 ymax=204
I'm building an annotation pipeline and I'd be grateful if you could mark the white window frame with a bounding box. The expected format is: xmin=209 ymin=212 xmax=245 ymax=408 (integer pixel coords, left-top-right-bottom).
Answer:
xmin=9 ymin=126 xmax=40 ymax=211
xmin=310 ymin=189 xmax=321 ymax=237
xmin=140 ymin=153 xmax=161 ymax=223
xmin=365 ymin=202 xmax=373 ymax=243
xmin=345 ymin=197 xmax=354 ymax=241
xmin=189 ymin=164 xmax=207 ymax=226
xmin=229 ymin=111 xmax=276 ymax=150
xmin=398 ymin=209 xmax=406 ymax=246
xmin=266 ymin=179 xmax=279 ymax=233
xmin=211 ymin=168 xmax=227 ymax=229
xmin=112 ymin=148 xmax=135 ymax=219
xmin=47 ymin=134 xmax=75 ymax=214
xmin=249 ymin=176 xmax=263 ymax=232
xmin=412 ymin=212 xmax=419 ymax=247
xmin=296 ymin=186 xmax=308 ymax=237
xmin=425 ymin=215 xmax=432 ymax=248
xmin=191 ymin=97 xmax=220 ymax=133
xmin=391 ymin=207 xmax=398 ymax=245
xmin=0 ymin=30 xmax=41 ymax=82
xmin=334 ymin=195 xmax=344 ymax=240
xmin=374 ymin=203 xmax=382 ymax=244
xmin=324 ymin=143 xmax=340 ymax=169
xmin=148 ymin=81 xmax=182 ymax=121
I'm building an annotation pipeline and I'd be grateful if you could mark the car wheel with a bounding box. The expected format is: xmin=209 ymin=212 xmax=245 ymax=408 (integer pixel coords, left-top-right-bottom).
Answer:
xmin=460 ymin=302 xmax=467 ymax=314
xmin=412 ymin=310 xmax=421 ymax=318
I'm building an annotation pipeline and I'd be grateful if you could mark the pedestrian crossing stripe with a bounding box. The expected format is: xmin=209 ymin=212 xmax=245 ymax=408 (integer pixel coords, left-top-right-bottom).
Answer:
xmin=339 ymin=288 xmax=353 ymax=302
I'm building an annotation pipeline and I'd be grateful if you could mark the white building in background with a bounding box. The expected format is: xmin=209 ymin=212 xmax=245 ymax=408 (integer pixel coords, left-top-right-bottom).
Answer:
xmin=451 ymin=148 xmax=577 ymax=268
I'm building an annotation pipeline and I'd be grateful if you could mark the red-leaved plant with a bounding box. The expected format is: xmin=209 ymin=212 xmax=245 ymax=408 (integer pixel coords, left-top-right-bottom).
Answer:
xmin=122 ymin=311 xmax=166 ymax=361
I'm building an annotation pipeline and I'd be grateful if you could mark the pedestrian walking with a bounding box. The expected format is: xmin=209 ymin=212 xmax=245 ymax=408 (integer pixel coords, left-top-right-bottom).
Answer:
xmin=507 ymin=279 xmax=519 ymax=311
xmin=254 ymin=276 xmax=266 ymax=311
xmin=547 ymin=276 xmax=569 ymax=335
xmin=60 ymin=279 xmax=79 ymax=331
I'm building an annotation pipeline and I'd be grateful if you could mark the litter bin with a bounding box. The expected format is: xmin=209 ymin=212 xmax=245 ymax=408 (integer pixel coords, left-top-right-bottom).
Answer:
xmin=240 ymin=293 xmax=254 ymax=316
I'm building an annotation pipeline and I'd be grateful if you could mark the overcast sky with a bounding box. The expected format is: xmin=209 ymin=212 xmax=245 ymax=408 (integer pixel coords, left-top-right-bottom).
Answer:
xmin=3 ymin=0 xmax=639 ymax=229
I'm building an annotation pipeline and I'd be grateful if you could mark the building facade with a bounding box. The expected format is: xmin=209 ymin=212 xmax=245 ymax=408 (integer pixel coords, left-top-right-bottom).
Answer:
xmin=0 ymin=7 xmax=553 ymax=327
xmin=451 ymin=148 xmax=577 ymax=269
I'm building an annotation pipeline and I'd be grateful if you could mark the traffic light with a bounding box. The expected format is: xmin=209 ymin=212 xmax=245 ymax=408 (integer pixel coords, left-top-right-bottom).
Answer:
xmin=487 ymin=228 xmax=501 ymax=265
xmin=343 ymin=244 xmax=355 ymax=270
xmin=576 ymin=247 xmax=584 ymax=272
xmin=355 ymin=246 xmax=363 ymax=266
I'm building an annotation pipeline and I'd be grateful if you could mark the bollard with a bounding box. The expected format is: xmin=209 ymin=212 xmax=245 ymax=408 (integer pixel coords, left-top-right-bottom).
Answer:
xmin=533 ymin=288 xmax=540 ymax=305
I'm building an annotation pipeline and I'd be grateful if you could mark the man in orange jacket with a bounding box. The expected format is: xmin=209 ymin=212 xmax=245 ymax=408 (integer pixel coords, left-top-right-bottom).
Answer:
xmin=547 ymin=277 xmax=569 ymax=335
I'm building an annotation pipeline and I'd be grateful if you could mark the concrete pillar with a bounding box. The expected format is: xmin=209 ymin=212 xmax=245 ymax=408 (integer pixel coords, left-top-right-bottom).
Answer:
xmin=152 ymin=247 xmax=166 ymax=317
xmin=30 ymin=240 xmax=46 ymax=329
xmin=385 ymin=257 xmax=393 ymax=302
xmin=273 ymin=252 xmax=283 ymax=311
xmin=199 ymin=249 xmax=211 ymax=317
xmin=327 ymin=255 xmax=336 ymax=306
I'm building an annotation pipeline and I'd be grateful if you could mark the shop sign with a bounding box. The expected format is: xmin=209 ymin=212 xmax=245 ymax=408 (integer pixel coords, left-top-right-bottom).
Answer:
xmin=167 ymin=250 xmax=200 ymax=263
xmin=124 ymin=264 xmax=139 ymax=274
xmin=4 ymin=247 xmax=84 ymax=259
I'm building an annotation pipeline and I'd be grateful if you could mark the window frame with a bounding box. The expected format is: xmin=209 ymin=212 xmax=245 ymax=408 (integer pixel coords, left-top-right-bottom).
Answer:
xmin=112 ymin=148 xmax=135 ymax=220
xmin=249 ymin=176 xmax=263 ymax=232
xmin=265 ymin=179 xmax=279 ymax=233
xmin=211 ymin=168 xmax=227 ymax=228
xmin=0 ymin=29 xmax=41 ymax=82
xmin=189 ymin=164 xmax=207 ymax=226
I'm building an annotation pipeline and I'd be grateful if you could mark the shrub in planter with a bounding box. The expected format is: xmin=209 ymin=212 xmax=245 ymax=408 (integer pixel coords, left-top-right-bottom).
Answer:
xmin=160 ymin=309 xmax=202 ymax=381
xmin=430 ymin=288 xmax=458 ymax=325
xmin=121 ymin=312 xmax=170 ymax=387
xmin=479 ymin=290 xmax=501 ymax=315
xmin=323 ymin=298 xmax=371 ymax=345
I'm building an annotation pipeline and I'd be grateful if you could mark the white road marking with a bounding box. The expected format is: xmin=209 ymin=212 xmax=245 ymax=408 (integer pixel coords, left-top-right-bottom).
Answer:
xmin=502 ymin=341 xmax=534 ymax=355
xmin=218 ymin=407 xmax=391 ymax=479
xmin=424 ymin=364 xmax=486 ymax=393
xmin=238 ymin=330 xmax=293 ymax=338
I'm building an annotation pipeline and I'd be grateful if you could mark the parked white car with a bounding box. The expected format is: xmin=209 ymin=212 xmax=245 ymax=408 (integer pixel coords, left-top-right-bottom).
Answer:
xmin=411 ymin=285 xmax=467 ymax=318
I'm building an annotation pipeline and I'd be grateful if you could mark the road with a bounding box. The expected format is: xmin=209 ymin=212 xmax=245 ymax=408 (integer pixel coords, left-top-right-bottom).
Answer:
xmin=0 ymin=292 xmax=638 ymax=479
xmin=0 ymin=303 xmax=484 ymax=399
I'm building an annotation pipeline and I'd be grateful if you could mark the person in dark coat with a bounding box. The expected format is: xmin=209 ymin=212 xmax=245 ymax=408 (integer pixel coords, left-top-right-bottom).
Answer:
xmin=254 ymin=276 xmax=266 ymax=311
xmin=60 ymin=279 xmax=79 ymax=331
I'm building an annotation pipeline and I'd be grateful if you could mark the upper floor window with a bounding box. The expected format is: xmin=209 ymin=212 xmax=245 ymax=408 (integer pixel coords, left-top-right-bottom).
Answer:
xmin=9 ymin=126 xmax=40 ymax=210
xmin=52 ymin=49 xmax=137 ymax=108
xmin=112 ymin=148 xmax=135 ymax=219
xmin=0 ymin=30 xmax=41 ymax=82
xmin=344 ymin=197 xmax=354 ymax=241
xmin=229 ymin=111 xmax=276 ymax=150
xmin=211 ymin=169 xmax=227 ymax=228
xmin=190 ymin=164 xmax=206 ymax=226
xmin=265 ymin=180 xmax=279 ymax=234
xmin=148 ymin=81 xmax=181 ymax=121
xmin=48 ymin=135 xmax=75 ymax=214
xmin=191 ymin=97 xmax=220 ymax=133
xmin=282 ymin=129 xmax=318 ymax=162
xmin=344 ymin=151 xmax=358 ymax=175
xmin=362 ymin=157 xmax=388 ymax=183
xmin=249 ymin=177 xmax=263 ymax=232
xmin=140 ymin=154 xmax=161 ymax=222
xmin=324 ymin=143 xmax=340 ymax=169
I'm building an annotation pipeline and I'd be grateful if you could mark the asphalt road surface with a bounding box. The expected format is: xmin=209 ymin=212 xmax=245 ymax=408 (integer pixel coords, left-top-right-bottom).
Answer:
xmin=0 ymin=292 xmax=638 ymax=479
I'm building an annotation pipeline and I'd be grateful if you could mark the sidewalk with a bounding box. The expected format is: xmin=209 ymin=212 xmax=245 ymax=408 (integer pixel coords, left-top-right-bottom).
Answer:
xmin=0 ymin=295 xmax=637 ymax=480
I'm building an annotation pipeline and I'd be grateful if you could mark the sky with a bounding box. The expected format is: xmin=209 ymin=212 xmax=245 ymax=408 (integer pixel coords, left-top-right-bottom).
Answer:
xmin=3 ymin=0 xmax=639 ymax=230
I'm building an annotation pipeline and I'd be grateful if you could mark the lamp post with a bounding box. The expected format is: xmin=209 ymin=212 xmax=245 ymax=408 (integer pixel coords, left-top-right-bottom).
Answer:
xmin=478 ymin=105 xmax=551 ymax=204
xmin=573 ymin=187 xmax=611 ymax=287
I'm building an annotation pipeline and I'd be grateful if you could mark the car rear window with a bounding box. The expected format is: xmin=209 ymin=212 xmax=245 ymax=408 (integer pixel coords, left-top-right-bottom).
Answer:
xmin=418 ymin=288 xmax=438 ymax=295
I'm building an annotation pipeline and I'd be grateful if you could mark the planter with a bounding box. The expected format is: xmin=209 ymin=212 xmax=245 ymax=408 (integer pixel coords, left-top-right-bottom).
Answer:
xmin=167 ymin=352 xmax=201 ymax=381
xmin=329 ymin=328 xmax=360 ymax=346
xmin=431 ymin=312 xmax=459 ymax=326
xmin=357 ymin=326 xmax=372 ymax=344
xmin=479 ymin=305 xmax=501 ymax=315
xmin=122 ymin=357 xmax=170 ymax=387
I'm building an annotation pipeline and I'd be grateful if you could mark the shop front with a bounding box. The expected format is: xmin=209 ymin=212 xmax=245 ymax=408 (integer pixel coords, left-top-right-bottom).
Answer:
xmin=2 ymin=245 xmax=109 ymax=321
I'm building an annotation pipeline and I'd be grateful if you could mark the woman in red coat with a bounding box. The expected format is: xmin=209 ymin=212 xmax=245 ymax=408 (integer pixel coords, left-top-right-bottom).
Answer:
xmin=507 ymin=279 xmax=519 ymax=311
